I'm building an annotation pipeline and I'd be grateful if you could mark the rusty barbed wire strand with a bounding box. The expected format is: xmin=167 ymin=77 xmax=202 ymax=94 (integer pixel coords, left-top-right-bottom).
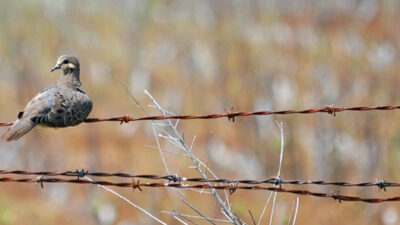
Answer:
xmin=0 ymin=170 xmax=395 ymax=190
xmin=0 ymin=176 xmax=398 ymax=203
xmin=1 ymin=105 xmax=400 ymax=126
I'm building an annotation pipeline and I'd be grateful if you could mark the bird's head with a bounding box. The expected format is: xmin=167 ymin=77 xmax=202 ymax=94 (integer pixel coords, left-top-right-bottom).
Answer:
xmin=51 ymin=55 xmax=80 ymax=74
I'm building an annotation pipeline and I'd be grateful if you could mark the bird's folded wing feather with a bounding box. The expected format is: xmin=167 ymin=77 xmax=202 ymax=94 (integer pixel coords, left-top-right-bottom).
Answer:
xmin=24 ymin=88 xmax=68 ymax=127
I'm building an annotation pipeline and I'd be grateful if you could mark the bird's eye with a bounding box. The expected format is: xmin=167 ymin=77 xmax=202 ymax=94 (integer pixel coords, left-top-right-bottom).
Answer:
xmin=62 ymin=59 xmax=68 ymax=64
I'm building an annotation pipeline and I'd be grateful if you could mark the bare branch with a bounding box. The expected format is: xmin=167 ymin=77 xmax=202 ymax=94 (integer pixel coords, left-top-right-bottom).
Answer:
xmin=257 ymin=192 xmax=273 ymax=225
xmin=162 ymin=211 xmax=231 ymax=223
xmin=180 ymin=197 xmax=218 ymax=225
xmin=85 ymin=177 xmax=167 ymax=225
xmin=292 ymin=197 xmax=300 ymax=225
xmin=144 ymin=89 xmax=244 ymax=225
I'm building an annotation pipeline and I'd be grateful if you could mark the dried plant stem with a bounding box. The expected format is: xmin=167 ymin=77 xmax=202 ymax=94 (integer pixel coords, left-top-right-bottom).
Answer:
xmin=85 ymin=176 xmax=167 ymax=225
xmin=258 ymin=122 xmax=285 ymax=225
xmin=162 ymin=211 xmax=231 ymax=223
xmin=145 ymin=89 xmax=244 ymax=225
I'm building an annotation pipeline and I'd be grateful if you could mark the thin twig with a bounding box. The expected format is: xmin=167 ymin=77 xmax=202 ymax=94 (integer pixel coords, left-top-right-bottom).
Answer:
xmin=152 ymin=124 xmax=170 ymax=173
xmin=104 ymin=66 xmax=148 ymax=115
xmin=276 ymin=122 xmax=285 ymax=178
xmin=287 ymin=199 xmax=295 ymax=225
xmin=257 ymin=122 xmax=285 ymax=225
xmin=268 ymin=122 xmax=285 ymax=225
xmin=172 ymin=215 xmax=189 ymax=225
xmin=171 ymin=210 xmax=200 ymax=225
xmin=292 ymin=197 xmax=299 ymax=225
xmin=144 ymin=145 xmax=187 ymax=157
xmin=85 ymin=176 xmax=167 ymax=225
xmin=162 ymin=211 xmax=231 ymax=223
xmin=248 ymin=210 xmax=256 ymax=225
xmin=180 ymin=197 xmax=217 ymax=225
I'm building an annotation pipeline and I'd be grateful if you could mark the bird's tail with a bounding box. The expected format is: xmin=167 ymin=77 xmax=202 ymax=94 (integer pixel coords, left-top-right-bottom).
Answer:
xmin=1 ymin=118 xmax=35 ymax=142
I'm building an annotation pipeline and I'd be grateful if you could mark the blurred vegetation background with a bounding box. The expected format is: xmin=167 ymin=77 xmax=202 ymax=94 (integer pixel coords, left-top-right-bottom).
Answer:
xmin=1 ymin=0 xmax=400 ymax=224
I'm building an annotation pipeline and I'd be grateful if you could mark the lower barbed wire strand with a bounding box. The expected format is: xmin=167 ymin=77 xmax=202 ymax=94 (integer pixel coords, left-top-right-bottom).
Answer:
xmin=0 ymin=176 xmax=398 ymax=203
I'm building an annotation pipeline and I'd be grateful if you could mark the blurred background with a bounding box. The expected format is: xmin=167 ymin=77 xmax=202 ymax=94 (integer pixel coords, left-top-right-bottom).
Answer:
xmin=0 ymin=0 xmax=400 ymax=224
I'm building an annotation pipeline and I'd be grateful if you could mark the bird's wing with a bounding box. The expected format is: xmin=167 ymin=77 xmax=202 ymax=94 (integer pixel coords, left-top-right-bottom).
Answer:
xmin=23 ymin=88 xmax=68 ymax=127
xmin=2 ymin=88 xmax=60 ymax=141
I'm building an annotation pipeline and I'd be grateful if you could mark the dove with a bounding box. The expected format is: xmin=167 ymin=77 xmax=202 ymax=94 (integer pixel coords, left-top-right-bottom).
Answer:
xmin=2 ymin=55 xmax=92 ymax=141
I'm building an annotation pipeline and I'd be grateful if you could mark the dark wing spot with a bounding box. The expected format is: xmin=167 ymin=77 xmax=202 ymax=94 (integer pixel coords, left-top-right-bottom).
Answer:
xmin=76 ymin=88 xmax=86 ymax=94
xmin=56 ymin=109 xmax=64 ymax=113
xmin=30 ymin=117 xmax=38 ymax=123
xmin=17 ymin=111 xmax=24 ymax=119
xmin=39 ymin=107 xmax=51 ymax=115
xmin=55 ymin=116 xmax=62 ymax=120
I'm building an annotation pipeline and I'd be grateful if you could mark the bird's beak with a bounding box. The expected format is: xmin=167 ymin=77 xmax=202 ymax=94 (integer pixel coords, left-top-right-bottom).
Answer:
xmin=50 ymin=64 xmax=61 ymax=72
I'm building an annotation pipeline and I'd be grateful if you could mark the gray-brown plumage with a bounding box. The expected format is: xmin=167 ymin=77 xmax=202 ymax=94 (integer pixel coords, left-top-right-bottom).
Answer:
xmin=2 ymin=55 xmax=92 ymax=141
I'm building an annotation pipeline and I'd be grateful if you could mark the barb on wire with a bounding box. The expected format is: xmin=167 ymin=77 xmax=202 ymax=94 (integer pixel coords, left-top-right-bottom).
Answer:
xmin=0 ymin=176 xmax=399 ymax=204
xmin=0 ymin=170 xmax=395 ymax=190
xmin=1 ymin=105 xmax=400 ymax=127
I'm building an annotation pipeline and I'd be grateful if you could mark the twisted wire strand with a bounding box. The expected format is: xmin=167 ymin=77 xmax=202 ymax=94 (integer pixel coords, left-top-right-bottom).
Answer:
xmin=0 ymin=176 xmax=396 ymax=204
xmin=1 ymin=105 xmax=400 ymax=126
xmin=0 ymin=170 xmax=395 ymax=190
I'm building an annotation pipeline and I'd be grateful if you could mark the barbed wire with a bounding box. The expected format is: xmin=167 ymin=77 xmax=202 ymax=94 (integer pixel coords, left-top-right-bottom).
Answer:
xmin=0 ymin=176 xmax=397 ymax=204
xmin=1 ymin=104 xmax=400 ymax=127
xmin=0 ymin=170 xmax=395 ymax=191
